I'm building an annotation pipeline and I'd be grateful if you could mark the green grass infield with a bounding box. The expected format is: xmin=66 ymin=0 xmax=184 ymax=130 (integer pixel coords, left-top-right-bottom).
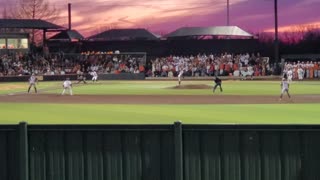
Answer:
xmin=0 ymin=80 xmax=319 ymax=124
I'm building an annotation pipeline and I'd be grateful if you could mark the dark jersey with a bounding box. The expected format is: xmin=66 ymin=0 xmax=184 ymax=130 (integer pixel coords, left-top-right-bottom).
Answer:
xmin=214 ymin=78 xmax=222 ymax=84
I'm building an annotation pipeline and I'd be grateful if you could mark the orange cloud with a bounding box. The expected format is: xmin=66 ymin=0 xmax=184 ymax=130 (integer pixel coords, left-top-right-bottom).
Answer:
xmin=264 ymin=22 xmax=320 ymax=33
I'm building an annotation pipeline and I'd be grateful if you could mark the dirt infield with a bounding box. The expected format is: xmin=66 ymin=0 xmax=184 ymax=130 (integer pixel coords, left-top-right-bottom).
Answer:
xmin=169 ymin=84 xmax=212 ymax=89
xmin=1 ymin=94 xmax=320 ymax=104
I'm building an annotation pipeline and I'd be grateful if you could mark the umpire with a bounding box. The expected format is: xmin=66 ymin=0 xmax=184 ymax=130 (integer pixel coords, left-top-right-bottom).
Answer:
xmin=213 ymin=76 xmax=223 ymax=93
xmin=76 ymin=71 xmax=87 ymax=84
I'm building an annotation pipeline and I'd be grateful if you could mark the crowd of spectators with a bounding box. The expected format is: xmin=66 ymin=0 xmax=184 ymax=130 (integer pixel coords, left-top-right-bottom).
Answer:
xmin=146 ymin=52 xmax=273 ymax=78
xmin=0 ymin=52 xmax=146 ymax=76
xmin=1 ymin=51 xmax=289 ymax=78
xmin=283 ymin=60 xmax=320 ymax=79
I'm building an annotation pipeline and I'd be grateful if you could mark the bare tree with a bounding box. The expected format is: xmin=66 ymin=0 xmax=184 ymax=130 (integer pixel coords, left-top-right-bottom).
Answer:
xmin=281 ymin=31 xmax=298 ymax=45
xmin=10 ymin=0 xmax=60 ymax=44
xmin=256 ymin=32 xmax=273 ymax=44
xmin=0 ymin=6 xmax=10 ymax=33
xmin=278 ymin=24 xmax=320 ymax=44
xmin=2 ymin=6 xmax=8 ymax=19
xmin=1 ymin=6 xmax=6 ymax=25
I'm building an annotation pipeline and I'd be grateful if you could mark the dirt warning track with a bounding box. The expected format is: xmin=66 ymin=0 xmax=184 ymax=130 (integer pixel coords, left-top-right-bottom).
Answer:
xmin=1 ymin=94 xmax=320 ymax=104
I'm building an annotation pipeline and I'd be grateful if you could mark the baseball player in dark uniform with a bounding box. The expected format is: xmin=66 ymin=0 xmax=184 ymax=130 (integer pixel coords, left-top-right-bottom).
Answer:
xmin=213 ymin=76 xmax=223 ymax=93
xmin=76 ymin=71 xmax=87 ymax=84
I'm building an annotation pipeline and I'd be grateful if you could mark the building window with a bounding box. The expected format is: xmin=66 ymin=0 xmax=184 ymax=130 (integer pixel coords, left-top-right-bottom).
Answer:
xmin=7 ymin=38 xmax=18 ymax=49
xmin=6 ymin=38 xmax=28 ymax=49
xmin=19 ymin=38 xmax=28 ymax=49
xmin=0 ymin=39 xmax=5 ymax=49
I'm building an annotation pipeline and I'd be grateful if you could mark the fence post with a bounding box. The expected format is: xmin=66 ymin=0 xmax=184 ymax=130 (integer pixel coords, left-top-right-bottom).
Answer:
xmin=19 ymin=121 xmax=29 ymax=180
xmin=174 ymin=121 xmax=183 ymax=180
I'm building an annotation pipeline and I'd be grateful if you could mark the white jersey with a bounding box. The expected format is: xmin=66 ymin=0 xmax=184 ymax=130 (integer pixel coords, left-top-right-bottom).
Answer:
xmin=92 ymin=71 xmax=98 ymax=78
xmin=281 ymin=80 xmax=289 ymax=90
xmin=63 ymin=80 xmax=72 ymax=88
xmin=178 ymin=70 xmax=184 ymax=76
xmin=29 ymin=75 xmax=37 ymax=84
xmin=287 ymin=70 xmax=293 ymax=77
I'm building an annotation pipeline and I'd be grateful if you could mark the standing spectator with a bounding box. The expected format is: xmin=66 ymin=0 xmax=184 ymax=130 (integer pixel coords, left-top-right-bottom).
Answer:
xmin=298 ymin=66 xmax=304 ymax=81
xmin=314 ymin=62 xmax=318 ymax=78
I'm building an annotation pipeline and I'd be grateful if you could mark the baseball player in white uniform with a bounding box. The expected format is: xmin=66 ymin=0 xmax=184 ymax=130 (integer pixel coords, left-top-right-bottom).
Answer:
xmin=279 ymin=77 xmax=291 ymax=101
xmin=61 ymin=78 xmax=73 ymax=95
xmin=27 ymin=73 xmax=38 ymax=93
xmin=178 ymin=68 xmax=184 ymax=85
xmin=91 ymin=71 xmax=98 ymax=82
xmin=287 ymin=68 xmax=293 ymax=83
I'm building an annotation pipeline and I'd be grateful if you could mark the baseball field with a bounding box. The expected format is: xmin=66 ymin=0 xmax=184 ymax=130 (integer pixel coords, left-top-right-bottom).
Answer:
xmin=0 ymin=80 xmax=319 ymax=124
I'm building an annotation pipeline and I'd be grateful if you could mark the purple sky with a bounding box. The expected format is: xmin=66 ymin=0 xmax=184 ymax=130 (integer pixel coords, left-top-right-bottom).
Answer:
xmin=1 ymin=0 xmax=320 ymax=36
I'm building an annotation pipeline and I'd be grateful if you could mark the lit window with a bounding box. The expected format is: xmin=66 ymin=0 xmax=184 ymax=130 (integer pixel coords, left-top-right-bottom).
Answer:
xmin=0 ymin=39 xmax=5 ymax=49
xmin=7 ymin=39 xmax=18 ymax=49
xmin=19 ymin=38 xmax=28 ymax=49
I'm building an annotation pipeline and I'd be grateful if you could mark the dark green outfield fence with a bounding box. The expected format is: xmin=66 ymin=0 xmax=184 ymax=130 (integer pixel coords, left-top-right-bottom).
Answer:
xmin=1 ymin=122 xmax=320 ymax=180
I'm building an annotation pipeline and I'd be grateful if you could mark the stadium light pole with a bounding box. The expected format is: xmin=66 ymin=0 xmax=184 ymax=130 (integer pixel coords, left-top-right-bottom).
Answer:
xmin=68 ymin=3 xmax=72 ymax=30
xmin=274 ymin=0 xmax=279 ymax=63
xmin=227 ymin=0 xmax=230 ymax=26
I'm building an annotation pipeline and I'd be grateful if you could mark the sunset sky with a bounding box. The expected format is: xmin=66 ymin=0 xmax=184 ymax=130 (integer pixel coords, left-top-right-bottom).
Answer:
xmin=1 ymin=0 xmax=320 ymax=37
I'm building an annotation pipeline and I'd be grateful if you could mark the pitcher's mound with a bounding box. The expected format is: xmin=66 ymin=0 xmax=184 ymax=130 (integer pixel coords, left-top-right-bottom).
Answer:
xmin=170 ymin=84 xmax=212 ymax=89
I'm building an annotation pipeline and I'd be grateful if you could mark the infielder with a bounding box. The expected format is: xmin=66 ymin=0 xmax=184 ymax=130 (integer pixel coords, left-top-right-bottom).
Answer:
xmin=61 ymin=78 xmax=73 ymax=95
xmin=91 ymin=71 xmax=98 ymax=82
xmin=279 ymin=77 xmax=291 ymax=101
xmin=27 ymin=73 xmax=38 ymax=93
xmin=178 ymin=68 xmax=184 ymax=85
xmin=213 ymin=76 xmax=223 ymax=93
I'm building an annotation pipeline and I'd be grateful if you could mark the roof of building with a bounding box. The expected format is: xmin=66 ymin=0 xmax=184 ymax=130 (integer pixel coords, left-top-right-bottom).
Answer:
xmin=165 ymin=26 xmax=253 ymax=38
xmin=88 ymin=28 xmax=159 ymax=40
xmin=49 ymin=30 xmax=84 ymax=40
xmin=0 ymin=19 xmax=64 ymax=29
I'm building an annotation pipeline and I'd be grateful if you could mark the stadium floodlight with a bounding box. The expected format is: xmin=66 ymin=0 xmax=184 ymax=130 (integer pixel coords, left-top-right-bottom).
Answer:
xmin=227 ymin=0 xmax=230 ymax=26
xmin=274 ymin=0 xmax=279 ymax=63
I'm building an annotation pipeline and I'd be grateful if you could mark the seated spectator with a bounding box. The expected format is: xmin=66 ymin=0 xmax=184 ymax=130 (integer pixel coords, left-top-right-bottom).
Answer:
xmin=0 ymin=52 xmax=271 ymax=78
xmin=134 ymin=68 xmax=140 ymax=74
xmin=161 ymin=71 xmax=167 ymax=77
xmin=139 ymin=64 xmax=145 ymax=72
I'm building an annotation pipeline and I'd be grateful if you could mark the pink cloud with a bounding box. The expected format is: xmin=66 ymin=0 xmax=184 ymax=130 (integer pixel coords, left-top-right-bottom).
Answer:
xmin=0 ymin=0 xmax=319 ymax=37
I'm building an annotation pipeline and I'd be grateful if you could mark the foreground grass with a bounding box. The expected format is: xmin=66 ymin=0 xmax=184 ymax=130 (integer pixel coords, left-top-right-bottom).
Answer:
xmin=1 ymin=103 xmax=319 ymax=124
